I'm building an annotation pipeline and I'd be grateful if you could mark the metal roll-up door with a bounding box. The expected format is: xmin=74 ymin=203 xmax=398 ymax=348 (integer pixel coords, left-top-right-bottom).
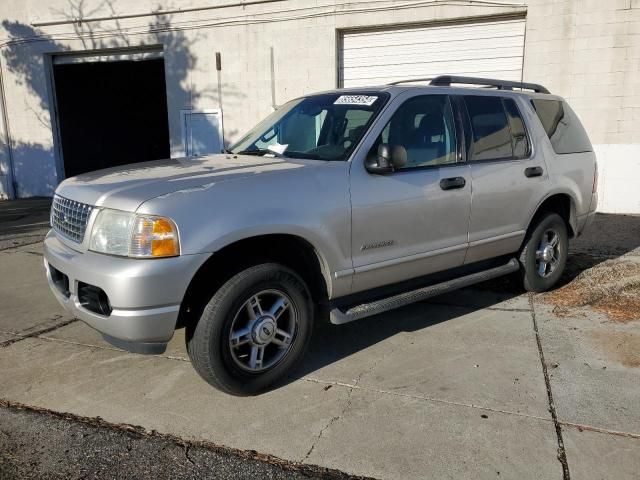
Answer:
xmin=340 ymin=18 xmax=526 ymax=87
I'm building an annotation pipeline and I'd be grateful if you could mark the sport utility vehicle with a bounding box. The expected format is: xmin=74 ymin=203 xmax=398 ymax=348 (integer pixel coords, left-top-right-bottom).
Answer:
xmin=44 ymin=76 xmax=598 ymax=395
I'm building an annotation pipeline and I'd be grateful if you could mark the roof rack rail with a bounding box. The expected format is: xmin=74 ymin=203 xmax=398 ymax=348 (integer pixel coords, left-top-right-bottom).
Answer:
xmin=388 ymin=77 xmax=433 ymax=85
xmin=429 ymin=75 xmax=550 ymax=94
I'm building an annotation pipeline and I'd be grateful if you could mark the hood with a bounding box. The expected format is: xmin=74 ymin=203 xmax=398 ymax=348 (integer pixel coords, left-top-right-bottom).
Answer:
xmin=55 ymin=154 xmax=312 ymax=211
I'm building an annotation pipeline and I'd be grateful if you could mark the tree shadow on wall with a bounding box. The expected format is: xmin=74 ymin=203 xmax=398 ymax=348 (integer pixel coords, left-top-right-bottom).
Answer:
xmin=2 ymin=0 xmax=245 ymax=197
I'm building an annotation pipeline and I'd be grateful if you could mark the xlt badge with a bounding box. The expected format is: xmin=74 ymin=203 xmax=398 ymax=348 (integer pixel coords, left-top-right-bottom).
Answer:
xmin=361 ymin=240 xmax=395 ymax=251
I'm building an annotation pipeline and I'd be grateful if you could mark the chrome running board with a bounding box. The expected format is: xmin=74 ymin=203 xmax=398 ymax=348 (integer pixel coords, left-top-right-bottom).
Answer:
xmin=329 ymin=258 xmax=520 ymax=325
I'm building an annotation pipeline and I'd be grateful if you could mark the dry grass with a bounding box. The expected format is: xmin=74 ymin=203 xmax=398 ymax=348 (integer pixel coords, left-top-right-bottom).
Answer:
xmin=543 ymin=258 xmax=640 ymax=322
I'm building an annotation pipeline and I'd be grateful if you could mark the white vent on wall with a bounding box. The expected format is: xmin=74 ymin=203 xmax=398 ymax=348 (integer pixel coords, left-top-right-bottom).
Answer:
xmin=180 ymin=109 xmax=224 ymax=157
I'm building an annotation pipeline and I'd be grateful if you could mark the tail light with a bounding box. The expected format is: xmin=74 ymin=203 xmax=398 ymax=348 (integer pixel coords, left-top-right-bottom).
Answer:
xmin=592 ymin=161 xmax=598 ymax=193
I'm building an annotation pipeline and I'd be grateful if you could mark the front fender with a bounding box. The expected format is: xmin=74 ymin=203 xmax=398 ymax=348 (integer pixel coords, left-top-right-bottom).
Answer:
xmin=136 ymin=162 xmax=353 ymax=297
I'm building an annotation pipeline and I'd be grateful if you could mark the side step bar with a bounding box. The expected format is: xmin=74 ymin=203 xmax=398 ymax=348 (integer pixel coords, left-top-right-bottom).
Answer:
xmin=329 ymin=258 xmax=520 ymax=325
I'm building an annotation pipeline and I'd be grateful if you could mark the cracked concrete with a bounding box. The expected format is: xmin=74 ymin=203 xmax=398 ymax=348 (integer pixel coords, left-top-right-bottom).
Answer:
xmin=1 ymin=213 xmax=639 ymax=479
xmin=302 ymin=344 xmax=392 ymax=463
xmin=0 ymin=317 xmax=77 ymax=348
xmin=529 ymin=295 xmax=570 ymax=480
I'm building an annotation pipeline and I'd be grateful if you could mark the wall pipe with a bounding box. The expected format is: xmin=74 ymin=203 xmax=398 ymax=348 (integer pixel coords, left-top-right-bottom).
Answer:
xmin=0 ymin=61 xmax=16 ymax=199
xmin=32 ymin=0 xmax=287 ymax=28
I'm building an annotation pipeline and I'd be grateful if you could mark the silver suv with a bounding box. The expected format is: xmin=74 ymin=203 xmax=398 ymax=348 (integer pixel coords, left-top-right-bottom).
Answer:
xmin=44 ymin=76 xmax=598 ymax=395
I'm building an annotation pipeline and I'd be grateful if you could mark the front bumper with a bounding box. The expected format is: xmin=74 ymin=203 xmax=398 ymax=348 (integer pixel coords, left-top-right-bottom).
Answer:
xmin=43 ymin=230 xmax=209 ymax=354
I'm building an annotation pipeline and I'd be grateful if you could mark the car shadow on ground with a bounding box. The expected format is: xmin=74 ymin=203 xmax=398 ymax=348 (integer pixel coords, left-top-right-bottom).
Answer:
xmin=284 ymin=213 xmax=640 ymax=387
xmin=288 ymin=289 xmax=520 ymax=384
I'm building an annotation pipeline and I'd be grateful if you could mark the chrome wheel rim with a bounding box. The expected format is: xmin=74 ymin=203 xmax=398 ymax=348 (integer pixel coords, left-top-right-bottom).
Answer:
xmin=228 ymin=289 xmax=298 ymax=373
xmin=535 ymin=229 xmax=561 ymax=278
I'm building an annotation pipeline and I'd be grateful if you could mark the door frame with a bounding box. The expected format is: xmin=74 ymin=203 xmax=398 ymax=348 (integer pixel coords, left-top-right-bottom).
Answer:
xmin=45 ymin=45 xmax=165 ymax=182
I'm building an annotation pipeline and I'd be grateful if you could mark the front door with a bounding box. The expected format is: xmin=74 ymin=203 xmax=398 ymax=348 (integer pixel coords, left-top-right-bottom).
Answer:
xmin=349 ymin=92 xmax=472 ymax=293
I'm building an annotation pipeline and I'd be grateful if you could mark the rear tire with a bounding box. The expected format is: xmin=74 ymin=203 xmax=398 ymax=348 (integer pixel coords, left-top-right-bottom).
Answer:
xmin=186 ymin=263 xmax=313 ymax=395
xmin=519 ymin=213 xmax=568 ymax=293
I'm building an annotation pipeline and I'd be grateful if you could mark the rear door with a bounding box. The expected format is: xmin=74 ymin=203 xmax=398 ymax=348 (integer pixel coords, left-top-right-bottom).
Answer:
xmin=460 ymin=94 xmax=549 ymax=264
xmin=349 ymin=91 xmax=472 ymax=293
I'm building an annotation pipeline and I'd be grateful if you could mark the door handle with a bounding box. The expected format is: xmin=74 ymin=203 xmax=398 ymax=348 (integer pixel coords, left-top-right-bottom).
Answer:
xmin=439 ymin=177 xmax=466 ymax=190
xmin=524 ymin=166 xmax=544 ymax=178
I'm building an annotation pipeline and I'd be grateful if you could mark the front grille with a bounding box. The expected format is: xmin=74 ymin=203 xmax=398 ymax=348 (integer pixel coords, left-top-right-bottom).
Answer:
xmin=51 ymin=195 xmax=93 ymax=243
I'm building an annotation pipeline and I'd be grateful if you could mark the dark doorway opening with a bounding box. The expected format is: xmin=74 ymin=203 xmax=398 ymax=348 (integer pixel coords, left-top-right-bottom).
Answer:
xmin=52 ymin=58 xmax=171 ymax=178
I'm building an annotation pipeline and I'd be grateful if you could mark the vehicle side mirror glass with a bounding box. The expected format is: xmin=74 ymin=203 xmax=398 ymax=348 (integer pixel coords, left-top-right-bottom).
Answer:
xmin=365 ymin=144 xmax=406 ymax=174
xmin=390 ymin=145 xmax=407 ymax=169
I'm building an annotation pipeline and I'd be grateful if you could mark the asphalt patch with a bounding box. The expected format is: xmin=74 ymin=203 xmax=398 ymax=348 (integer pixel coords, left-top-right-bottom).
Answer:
xmin=0 ymin=401 xmax=372 ymax=480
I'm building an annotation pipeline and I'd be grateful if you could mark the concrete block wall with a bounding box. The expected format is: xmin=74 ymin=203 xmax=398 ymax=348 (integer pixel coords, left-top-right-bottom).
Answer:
xmin=524 ymin=0 xmax=640 ymax=213
xmin=0 ymin=0 xmax=526 ymax=199
xmin=0 ymin=0 xmax=638 ymax=213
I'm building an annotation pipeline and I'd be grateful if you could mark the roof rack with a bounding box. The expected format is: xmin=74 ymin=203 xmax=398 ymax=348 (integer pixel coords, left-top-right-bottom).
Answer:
xmin=429 ymin=75 xmax=550 ymax=94
xmin=388 ymin=76 xmax=550 ymax=94
xmin=388 ymin=77 xmax=433 ymax=85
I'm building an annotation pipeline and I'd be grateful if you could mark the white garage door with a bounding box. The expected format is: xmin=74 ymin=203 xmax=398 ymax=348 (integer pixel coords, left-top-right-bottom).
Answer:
xmin=340 ymin=18 xmax=526 ymax=87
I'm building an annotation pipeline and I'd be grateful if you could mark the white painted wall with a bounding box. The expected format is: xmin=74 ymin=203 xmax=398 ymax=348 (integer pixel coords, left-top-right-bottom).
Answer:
xmin=594 ymin=144 xmax=640 ymax=214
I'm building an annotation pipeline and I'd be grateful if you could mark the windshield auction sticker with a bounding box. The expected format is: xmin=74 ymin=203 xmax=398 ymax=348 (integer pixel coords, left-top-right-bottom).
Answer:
xmin=334 ymin=95 xmax=378 ymax=106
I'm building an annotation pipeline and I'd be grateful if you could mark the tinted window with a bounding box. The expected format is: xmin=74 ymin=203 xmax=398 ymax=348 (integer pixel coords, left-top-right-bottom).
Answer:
xmin=230 ymin=93 xmax=388 ymax=160
xmin=374 ymin=95 xmax=457 ymax=169
xmin=531 ymin=99 xmax=592 ymax=154
xmin=343 ymin=109 xmax=374 ymax=150
xmin=464 ymin=96 xmax=512 ymax=161
xmin=503 ymin=98 xmax=530 ymax=159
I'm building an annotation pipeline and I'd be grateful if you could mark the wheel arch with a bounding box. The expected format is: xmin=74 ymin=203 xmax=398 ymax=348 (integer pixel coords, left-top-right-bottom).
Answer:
xmin=176 ymin=233 xmax=331 ymax=329
xmin=528 ymin=192 xmax=578 ymax=238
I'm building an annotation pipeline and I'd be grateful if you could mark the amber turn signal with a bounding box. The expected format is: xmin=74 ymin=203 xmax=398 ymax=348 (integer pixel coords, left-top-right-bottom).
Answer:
xmin=130 ymin=216 xmax=180 ymax=258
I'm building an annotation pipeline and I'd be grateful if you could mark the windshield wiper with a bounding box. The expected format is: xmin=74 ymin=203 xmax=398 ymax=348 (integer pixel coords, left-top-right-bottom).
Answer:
xmin=235 ymin=148 xmax=287 ymax=158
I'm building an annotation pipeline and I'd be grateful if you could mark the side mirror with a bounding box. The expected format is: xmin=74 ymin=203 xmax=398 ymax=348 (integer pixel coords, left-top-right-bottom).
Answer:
xmin=365 ymin=144 xmax=407 ymax=174
xmin=390 ymin=145 xmax=407 ymax=169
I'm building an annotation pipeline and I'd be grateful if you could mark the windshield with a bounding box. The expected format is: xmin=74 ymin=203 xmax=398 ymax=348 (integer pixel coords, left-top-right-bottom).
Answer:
xmin=229 ymin=92 xmax=389 ymax=161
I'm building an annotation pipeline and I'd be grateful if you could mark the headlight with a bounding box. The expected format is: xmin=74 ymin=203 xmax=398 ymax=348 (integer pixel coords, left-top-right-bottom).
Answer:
xmin=89 ymin=209 xmax=180 ymax=258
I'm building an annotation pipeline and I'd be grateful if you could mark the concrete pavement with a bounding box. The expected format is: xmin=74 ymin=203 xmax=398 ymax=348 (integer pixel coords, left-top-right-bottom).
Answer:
xmin=0 ymin=211 xmax=639 ymax=479
xmin=0 ymin=198 xmax=51 ymax=251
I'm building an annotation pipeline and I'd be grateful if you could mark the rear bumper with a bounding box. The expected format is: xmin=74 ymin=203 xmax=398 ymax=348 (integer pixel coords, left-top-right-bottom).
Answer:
xmin=576 ymin=210 xmax=597 ymax=236
xmin=43 ymin=230 xmax=209 ymax=353
xmin=577 ymin=192 xmax=598 ymax=236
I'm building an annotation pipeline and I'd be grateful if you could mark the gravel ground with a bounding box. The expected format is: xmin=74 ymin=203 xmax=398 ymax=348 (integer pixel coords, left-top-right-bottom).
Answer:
xmin=0 ymin=402 xmax=367 ymax=480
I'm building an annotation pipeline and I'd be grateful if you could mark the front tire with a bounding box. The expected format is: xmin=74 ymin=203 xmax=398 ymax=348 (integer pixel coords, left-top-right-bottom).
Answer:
xmin=519 ymin=212 xmax=569 ymax=293
xmin=186 ymin=263 xmax=313 ymax=395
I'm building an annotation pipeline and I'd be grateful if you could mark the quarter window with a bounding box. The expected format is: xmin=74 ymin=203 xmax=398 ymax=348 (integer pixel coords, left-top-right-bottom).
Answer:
xmin=503 ymin=98 xmax=531 ymax=159
xmin=373 ymin=95 xmax=457 ymax=169
xmin=464 ymin=96 xmax=512 ymax=161
xmin=531 ymin=99 xmax=592 ymax=154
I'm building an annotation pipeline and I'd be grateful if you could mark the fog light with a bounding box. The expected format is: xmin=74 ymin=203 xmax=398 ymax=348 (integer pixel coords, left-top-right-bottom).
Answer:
xmin=78 ymin=282 xmax=112 ymax=316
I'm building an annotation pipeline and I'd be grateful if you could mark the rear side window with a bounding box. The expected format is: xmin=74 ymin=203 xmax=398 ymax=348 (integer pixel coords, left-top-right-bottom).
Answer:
xmin=464 ymin=96 xmax=513 ymax=161
xmin=531 ymin=99 xmax=592 ymax=154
